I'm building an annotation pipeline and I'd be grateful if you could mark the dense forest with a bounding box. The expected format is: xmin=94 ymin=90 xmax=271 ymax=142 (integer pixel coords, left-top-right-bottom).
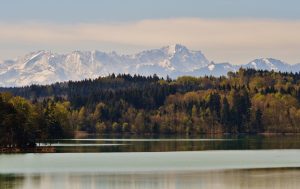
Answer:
xmin=1 ymin=69 xmax=300 ymax=148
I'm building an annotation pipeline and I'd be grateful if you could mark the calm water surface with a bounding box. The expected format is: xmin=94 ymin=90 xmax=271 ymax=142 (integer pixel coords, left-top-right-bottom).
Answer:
xmin=1 ymin=135 xmax=300 ymax=189
xmin=44 ymin=134 xmax=300 ymax=152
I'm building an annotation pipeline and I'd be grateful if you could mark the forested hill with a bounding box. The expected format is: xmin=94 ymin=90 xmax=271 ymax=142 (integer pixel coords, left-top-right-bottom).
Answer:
xmin=2 ymin=69 xmax=300 ymax=148
xmin=0 ymin=74 xmax=177 ymax=109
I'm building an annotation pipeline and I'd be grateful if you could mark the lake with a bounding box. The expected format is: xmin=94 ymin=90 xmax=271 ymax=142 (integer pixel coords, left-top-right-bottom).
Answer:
xmin=1 ymin=135 xmax=300 ymax=189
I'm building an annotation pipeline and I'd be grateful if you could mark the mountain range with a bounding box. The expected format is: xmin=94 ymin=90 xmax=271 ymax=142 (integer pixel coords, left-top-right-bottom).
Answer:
xmin=0 ymin=44 xmax=299 ymax=87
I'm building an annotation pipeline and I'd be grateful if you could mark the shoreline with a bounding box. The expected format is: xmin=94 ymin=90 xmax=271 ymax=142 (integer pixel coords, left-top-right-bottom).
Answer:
xmin=0 ymin=146 xmax=56 ymax=153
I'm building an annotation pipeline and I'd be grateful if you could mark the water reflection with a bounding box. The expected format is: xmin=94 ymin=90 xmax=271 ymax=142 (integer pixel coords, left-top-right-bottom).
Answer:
xmin=39 ymin=143 xmax=128 ymax=147
xmin=1 ymin=169 xmax=299 ymax=189
xmin=50 ymin=135 xmax=300 ymax=153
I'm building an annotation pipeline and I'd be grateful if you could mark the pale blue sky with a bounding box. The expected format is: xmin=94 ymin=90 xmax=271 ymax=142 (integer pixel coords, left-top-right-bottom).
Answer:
xmin=0 ymin=0 xmax=300 ymax=64
xmin=1 ymin=0 xmax=300 ymax=23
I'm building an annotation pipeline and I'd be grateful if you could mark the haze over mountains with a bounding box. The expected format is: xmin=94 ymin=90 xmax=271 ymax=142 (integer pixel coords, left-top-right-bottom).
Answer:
xmin=0 ymin=44 xmax=299 ymax=87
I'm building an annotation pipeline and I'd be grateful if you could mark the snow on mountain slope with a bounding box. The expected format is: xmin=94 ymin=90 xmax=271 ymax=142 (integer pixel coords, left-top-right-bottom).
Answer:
xmin=243 ymin=58 xmax=293 ymax=72
xmin=186 ymin=62 xmax=239 ymax=77
xmin=133 ymin=44 xmax=209 ymax=75
xmin=0 ymin=51 xmax=64 ymax=86
xmin=291 ymin=63 xmax=300 ymax=71
xmin=0 ymin=45 xmax=299 ymax=87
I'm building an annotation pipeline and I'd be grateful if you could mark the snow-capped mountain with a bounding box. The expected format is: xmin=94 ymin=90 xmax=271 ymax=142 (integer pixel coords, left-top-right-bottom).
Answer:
xmin=0 ymin=44 xmax=210 ymax=86
xmin=134 ymin=44 xmax=209 ymax=76
xmin=0 ymin=44 xmax=299 ymax=87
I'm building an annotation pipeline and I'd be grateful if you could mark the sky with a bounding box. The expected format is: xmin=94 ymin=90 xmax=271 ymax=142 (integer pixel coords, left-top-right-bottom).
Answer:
xmin=0 ymin=0 xmax=300 ymax=64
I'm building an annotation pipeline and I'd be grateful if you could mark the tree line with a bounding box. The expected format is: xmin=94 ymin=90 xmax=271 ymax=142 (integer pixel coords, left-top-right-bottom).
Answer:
xmin=1 ymin=69 xmax=300 ymax=147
